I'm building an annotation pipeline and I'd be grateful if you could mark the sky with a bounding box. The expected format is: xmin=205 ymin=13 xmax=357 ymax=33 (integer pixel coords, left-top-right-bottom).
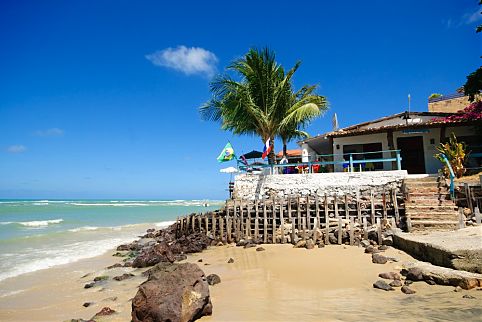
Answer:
xmin=0 ymin=1 xmax=481 ymax=200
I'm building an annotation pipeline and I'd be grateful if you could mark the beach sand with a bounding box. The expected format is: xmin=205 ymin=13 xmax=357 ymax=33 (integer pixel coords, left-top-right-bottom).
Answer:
xmin=0 ymin=244 xmax=481 ymax=322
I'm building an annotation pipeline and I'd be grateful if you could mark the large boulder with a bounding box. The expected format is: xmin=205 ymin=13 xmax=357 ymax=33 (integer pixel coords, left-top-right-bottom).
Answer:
xmin=132 ymin=263 xmax=212 ymax=322
xmin=132 ymin=242 xmax=176 ymax=268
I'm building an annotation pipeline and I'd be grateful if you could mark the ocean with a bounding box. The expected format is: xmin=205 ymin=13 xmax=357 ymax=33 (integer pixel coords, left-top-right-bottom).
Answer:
xmin=0 ymin=199 xmax=222 ymax=284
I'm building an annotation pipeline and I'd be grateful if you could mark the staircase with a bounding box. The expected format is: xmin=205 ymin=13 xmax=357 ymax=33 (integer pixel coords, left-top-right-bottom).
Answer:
xmin=404 ymin=176 xmax=458 ymax=232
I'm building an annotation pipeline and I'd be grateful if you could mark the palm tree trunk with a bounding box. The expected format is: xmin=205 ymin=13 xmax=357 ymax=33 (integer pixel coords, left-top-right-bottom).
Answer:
xmin=282 ymin=137 xmax=288 ymax=158
xmin=268 ymin=139 xmax=276 ymax=165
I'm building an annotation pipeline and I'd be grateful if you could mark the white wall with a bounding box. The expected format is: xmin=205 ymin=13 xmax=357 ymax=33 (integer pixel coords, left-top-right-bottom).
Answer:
xmin=301 ymin=143 xmax=316 ymax=162
xmin=233 ymin=171 xmax=408 ymax=200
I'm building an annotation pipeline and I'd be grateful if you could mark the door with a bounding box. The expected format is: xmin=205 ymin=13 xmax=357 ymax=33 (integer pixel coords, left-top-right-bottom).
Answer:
xmin=396 ymin=136 xmax=426 ymax=174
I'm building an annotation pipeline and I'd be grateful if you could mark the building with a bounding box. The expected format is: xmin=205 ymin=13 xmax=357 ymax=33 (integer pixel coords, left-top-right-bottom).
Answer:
xmin=299 ymin=95 xmax=482 ymax=174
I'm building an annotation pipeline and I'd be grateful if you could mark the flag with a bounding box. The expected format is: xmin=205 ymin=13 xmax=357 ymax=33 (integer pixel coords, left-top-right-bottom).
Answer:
xmin=332 ymin=113 xmax=339 ymax=131
xmin=217 ymin=142 xmax=235 ymax=162
xmin=261 ymin=139 xmax=272 ymax=159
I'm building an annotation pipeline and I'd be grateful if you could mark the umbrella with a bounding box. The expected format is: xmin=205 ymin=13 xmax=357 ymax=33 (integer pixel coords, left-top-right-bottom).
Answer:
xmin=240 ymin=150 xmax=263 ymax=159
xmin=220 ymin=166 xmax=239 ymax=173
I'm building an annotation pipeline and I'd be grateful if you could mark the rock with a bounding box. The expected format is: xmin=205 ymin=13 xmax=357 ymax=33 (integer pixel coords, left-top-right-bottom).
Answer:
xmin=378 ymin=245 xmax=389 ymax=251
xmin=454 ymin=286 xmax=462 ymax=292
xmin=113 ymin=273 xmax=134 ymax=281
xmin=92 ymin=307 xmax=116 ymax=318
xmin=227 ymin=258 xmax=234 ymax=263
xmin=305 ymin=239 xmax=315 ymax=249
xmin=198 ymin=259 xmax=203 ymax=262
xmin=82 ymin=302 xmax=93 ymax=307
xmin=93 ymin=276 xmax=109 ymax=282
xmin=382 ymin=236 xmax=393 ymax=246
xmin=206 ymin=274 xmax=221 ymax=286
xmin=131 ymin=263 xmax=212 ymax=322
xmin=389 ymin=280 xmax=403 ymax=287
xmin=175 ymin=254 xmax=187 ymax=261
xmin=360 ymin=240 xmax=370 ymax=248
xmin=462 ymin=294 xmax=476 ymax=299
xmin=236 ymin=240 xmax=248 ymax=247
xmin=244 ymin=243 xmax=256 ymax=249
xmin=404 ymin=280 xmax=413 ymax=286
xmin=216 ymin=241 xmax=224 ymax=247
xmin=378 ymin=272 xmax=401 ymax=280
xmin=405 ymin=268 xmax=424 ymax=281
xmin=256 ymin=247 xmax=265 ymax=252
xmin=365 ymin=245 xmax=380 ymax=254
xmin=313 ymin=229 xmax=323 ymax=243
xmin=373 ymin=280 xmax=394 ymax=291
xmin=318 ymin=242 xmax=325 ymax=248
xmin=425 ymin=279 xmax=436 ymax=285
xmin=328 ymin=233 xmax=337 ymax=245
xmin=106 ymin=263 xmax=123 ymax=269
xmin=132 ymin=242 xmax=175 ymax=268
xmin=401 ymin=286 xmax=416 ymax=294
xmin=84 ymin=282 xmax=95 ymax=289
xmin=367 ymin=230 xmax=378 ymax=242
xmin=294 ymin=240 xmax=307 ymax=248
xmin=372 ymin=253 xmax=388 ymax=264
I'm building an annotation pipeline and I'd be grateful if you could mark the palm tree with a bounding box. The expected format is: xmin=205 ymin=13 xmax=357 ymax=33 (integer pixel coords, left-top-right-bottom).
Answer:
xmin=200 ymin=47 xmax=327 ymax=164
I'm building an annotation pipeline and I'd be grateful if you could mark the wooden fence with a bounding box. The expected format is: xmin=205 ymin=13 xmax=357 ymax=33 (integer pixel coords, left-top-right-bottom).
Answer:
xmin=176 ymin=189 xmax=403 ymax=245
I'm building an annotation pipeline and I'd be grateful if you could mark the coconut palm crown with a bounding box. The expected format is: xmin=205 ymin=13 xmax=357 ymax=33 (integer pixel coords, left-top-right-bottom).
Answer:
xmin=200 ymin=47 xmax=328 ymax=164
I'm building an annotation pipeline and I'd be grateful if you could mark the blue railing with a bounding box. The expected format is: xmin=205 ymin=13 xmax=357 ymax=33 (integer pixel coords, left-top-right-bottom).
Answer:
xmin=237 ymin=149 xmax=402 ymax=174
xmin=440 ymin=153 xmax=455 ymax=199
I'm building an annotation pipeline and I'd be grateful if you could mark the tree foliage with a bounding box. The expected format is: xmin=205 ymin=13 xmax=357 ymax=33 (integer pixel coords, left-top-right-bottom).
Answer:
xmin=200 ymin=48 xmax=328 ymax=164
xmin=435 ymin=133 xmax=468 ymax=178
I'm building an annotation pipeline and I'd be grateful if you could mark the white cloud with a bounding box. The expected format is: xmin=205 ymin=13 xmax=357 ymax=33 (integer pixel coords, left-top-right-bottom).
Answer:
xmin=463 ymin=7 xmax=482 ymax=25
xmin=7 ymin=145 xmax=27 ymax=153
xmin=146 ymin=46 xmax=218 ymax=77
xmin=34 ymin=128 xmax=64 ymax=137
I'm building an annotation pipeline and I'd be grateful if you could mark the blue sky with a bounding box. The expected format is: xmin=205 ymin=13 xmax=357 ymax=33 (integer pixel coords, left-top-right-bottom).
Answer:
xmin=1 ymin=1 xmax=481 ymax=199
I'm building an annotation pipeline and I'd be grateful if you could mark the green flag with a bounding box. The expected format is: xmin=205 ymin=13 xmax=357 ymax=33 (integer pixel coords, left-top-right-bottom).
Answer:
xmin=217 ymin=142 xmax=235 ymax=162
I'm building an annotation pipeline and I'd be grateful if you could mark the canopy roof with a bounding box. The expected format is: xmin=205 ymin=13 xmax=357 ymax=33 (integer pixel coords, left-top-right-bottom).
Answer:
xmin=241 ymin=150 xmax=263 ymax=159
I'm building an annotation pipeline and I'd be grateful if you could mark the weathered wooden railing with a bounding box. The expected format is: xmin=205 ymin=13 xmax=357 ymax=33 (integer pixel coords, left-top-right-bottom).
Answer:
xmin=176 ymin=189 xmax=404 ymax=245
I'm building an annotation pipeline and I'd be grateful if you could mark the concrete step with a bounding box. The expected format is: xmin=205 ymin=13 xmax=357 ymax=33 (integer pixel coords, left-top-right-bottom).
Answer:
xmin=407 ymin=200 xmax=454 ymax=207
xmin=408 ymin=187 xmax=449 ymax=193
xmin=406 ymin=205 xmax=457 ymax=211
xmin=405 ymin=181 xmax=442 ymax=188
xmin=408 ymin=213 xmax=458 ymax=221
xmin=408 ymin=192 xmax=452 ymax=198
xmin=409 ymin=220 xmax=458 ymax=231
xmin=404 ymin=177 xmax=440 ymax=183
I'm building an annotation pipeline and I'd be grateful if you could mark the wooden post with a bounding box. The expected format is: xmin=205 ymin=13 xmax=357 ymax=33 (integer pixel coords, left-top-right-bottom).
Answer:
xmin=370 ymin=189 xmax=375 ymax=225
xmin=376 ymin=218 xmax=382 ymax=245
xmin=245 ymin=217 xmax=249 ymax=238
xmin=345 ymin=194 xmax=349 ymax=220
xmin=334 ymin=195 xmax=339 ymax=218
xmin=255 ymin=200 xmax=259 ymax=241
xmin=349 ymin=217 xmax=354 ymax=246
xmin=226 ymin=212 xmax=232 ymax=243
xmin=263 ymin=201 xmax=268 ymax=244
xmin=205 ymin=215 xmax=209 ymax=236
xmin=198 ymin=214 xmax=202 ymax=232
xmin=315 ymin=194 xmax=320 ymax=230
xmin=212 ymin=213 xmax=216 ymax=239
xmin=306 ymin=195 xmax=311 ymax=231
xmin=390 ymin=217 xmax=396 ymax=229
xmin=247 ymin=202 xmax=252 ymax=238
xmin=290 ymin=203 xmax=296 ymax=244
xmin=356 ymin=191 xmax=362 ymax=223
xmin=302 ymin=217 xmax=307 ymax=241
xmin=382 ymin=188 xmax=387 ymax=220
xmin=240 ymin=201 xmax=245 ymax=239
xmin=458 ymin=207 xmax=465 ymax=229
xmin=337 ymin=217 xmax=343 ymax=245
xmin=272 ymin=197 xmax=276 ymax=243
xmin=392 ymin=189 xmax=400 ymax=225
xmin=297 ymin=195 xmax=301 ymax=236
xmin=219 ymin=217 xmax=224 ymax=243
xmin=363 ymin=217 xmax=368 ymax=240
xmin=280 ymin=199 xmax=285 ymax=244
xmin=464 ymin=183 xmax=473 ymax=213
xmin=407 ymin=217 xmax=412 ymax=233
xmin=474 ymin=207 xmax=481 ymax=226
xmin=179 ymin=216 xmax=183 ymax=237
xmin=324 ymin=194 xmax=329 ymax=245
xmin=191 ymin=214 xmax=196 ymax=233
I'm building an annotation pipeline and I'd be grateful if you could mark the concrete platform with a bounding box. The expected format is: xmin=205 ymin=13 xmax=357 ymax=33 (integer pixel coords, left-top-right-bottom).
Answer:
xmin=393 ymin=226 xmax=482 ymax=273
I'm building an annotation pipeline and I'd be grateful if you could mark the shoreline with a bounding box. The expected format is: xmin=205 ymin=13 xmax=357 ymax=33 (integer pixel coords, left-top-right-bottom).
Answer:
xmin=1 ymin=225 xmax=482 ymax=321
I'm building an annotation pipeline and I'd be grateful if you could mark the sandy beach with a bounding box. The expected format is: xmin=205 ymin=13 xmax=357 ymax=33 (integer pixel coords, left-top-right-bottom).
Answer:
xmin=1 ymin=242 xmax=481 ymax=322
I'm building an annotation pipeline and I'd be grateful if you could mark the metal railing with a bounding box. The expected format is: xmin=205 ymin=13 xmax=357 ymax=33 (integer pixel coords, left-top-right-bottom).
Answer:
xmin=440 ymin=153 xmax=455 ymax=199
xmin=237 ymin=149 xmax=402 ymax=174
xmin=428 ymin=92 xmax=465 ymax=103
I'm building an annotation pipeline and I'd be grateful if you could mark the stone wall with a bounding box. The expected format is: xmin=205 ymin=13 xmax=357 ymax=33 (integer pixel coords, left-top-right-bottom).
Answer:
xmin=233 ymin=170 xmax=408 ymax=200
xmin=428 ymin=96 xmax=471 ymax=113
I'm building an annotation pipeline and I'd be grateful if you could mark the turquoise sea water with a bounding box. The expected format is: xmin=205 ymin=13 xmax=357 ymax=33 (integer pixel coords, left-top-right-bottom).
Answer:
xmin=0 ymin=199 xmax=222 ymax=283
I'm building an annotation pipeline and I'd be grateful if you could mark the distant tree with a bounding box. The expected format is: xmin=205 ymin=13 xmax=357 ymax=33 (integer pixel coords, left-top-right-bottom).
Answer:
xmin=428 ymin=93 xmax=443 ymax=100
xmin=200 ymin=48 xmax=327 ymax=164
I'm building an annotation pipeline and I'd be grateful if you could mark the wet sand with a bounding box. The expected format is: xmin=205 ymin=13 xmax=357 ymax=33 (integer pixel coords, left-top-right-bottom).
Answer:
xmin=0 ymin=244 xmax=481 ymax=321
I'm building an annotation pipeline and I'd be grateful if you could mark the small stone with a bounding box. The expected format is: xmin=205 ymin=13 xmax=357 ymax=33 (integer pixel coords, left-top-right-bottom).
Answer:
xmin=318 ymin=243 xmax=325 ymax=248
xmin=206 ymin=274 xmax=221 ymax=286
xmin=198 ymin=259 xmax=203 ymax=262
xmin=401 ymin=286 xmax=416 ymax=294
xmin=244 ymin=243 xmax=256 ymax=249
xmin=227 ymin=258 xmax=234 ymax=263
xmin=426 ymin=279 xmax=436 ymax=285
xmin=372 ymin=253 xmax=388 ymax=264
xmin=92 ymin=307 xmax=116 ymax=318
xmin=236 ymin=240 xmax=248 ymax=247
xmin=360 ymin=240 xmax=370 ymax=248
xmin=106 ymin=263 xmax=123 ymax=269
xmin=454 ymin=286 xmax=462 ymax=292
xmin=389 ymin=280 xmax=403 ymax=287
xmin=256 ymin=247 xmax=265 ymax=252
xmin=365 ymin=245 xmax=380 ymax=254
xmin=294 ymin=240 xmax=307 ymax=248
xmin=84 ymin=282 xmax=95 ymax=289
xmin=216 ymin=241 xmax=224 ymax=247
xmin=93 ymin=276 xmax=109 ymax=282
xmin=82 ymin=302 xmax=93 ymax=307
xmin=306 ymin=239 xmax=315 ymax=249
xmin=204 ymin=263 xmax=210 ymax=266
xmin=404 ymin=280 xmax=413 ymax=286
xmin=113 ymin=273 xmax=134 ymax=281
xmin=382 ymin=236 xmax=393 ymax=246
xmin=378 ymin=245 xmax=388 ymax=251
xmin=406 ymin=268 xmax=424 ymax=281
xmin=373 ymin=280 xmax=394 ymax=291
xmin=378 ymin=272 xmax=401 ymax=280
xmin=462 ymin=294 xmax=476 ymax=299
